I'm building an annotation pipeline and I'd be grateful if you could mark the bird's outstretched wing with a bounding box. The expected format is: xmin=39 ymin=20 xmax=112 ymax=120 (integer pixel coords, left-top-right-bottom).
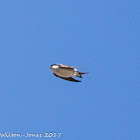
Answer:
xmin=53 ymin=73 xmax=81 ymax=82
xmin=59 ymin=64 xmax=87 ymax=69
xmin=58 ymin=64 xmax=74 ymax=69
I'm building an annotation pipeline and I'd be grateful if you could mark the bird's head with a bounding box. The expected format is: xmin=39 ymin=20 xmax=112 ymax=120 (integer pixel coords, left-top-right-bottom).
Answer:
xmin=50 ymin=64 xmax=59 ymax=69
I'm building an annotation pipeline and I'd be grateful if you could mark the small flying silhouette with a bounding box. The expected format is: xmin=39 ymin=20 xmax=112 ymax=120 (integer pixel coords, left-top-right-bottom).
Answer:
xmin=50 ymin=64 xmax=88 ymax=82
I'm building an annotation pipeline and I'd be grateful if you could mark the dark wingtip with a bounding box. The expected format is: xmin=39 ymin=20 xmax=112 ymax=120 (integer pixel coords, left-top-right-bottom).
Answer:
xmin=77 ymin=72 xmax=88 ymax=78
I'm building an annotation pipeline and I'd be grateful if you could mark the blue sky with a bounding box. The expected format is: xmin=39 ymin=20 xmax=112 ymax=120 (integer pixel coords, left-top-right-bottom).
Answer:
xmin=0 ymin=0 xmax=140 ymax=140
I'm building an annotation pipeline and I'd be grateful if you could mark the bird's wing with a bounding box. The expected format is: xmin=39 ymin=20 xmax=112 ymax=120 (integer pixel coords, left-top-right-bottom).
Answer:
xmin=58 ymin=64 xmax=87 ymax=70
xmin=59 ymin=64 xmax=75 ymax=69
xmin=53 ymin=73 xmax=81 ymax=82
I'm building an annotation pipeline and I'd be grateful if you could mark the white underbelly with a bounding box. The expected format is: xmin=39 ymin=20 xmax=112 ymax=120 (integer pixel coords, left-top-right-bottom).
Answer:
xmin=52 ymin=68 xmax=75 ymax=77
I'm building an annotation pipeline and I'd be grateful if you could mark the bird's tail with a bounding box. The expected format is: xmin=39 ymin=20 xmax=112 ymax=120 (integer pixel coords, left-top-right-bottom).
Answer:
xmin=76 ymin=72 xmax=88 ymax=78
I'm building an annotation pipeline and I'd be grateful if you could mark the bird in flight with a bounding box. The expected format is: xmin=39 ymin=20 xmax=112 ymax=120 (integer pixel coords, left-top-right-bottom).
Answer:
xmin=50 ymin=64 xmax=88 ymax=82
